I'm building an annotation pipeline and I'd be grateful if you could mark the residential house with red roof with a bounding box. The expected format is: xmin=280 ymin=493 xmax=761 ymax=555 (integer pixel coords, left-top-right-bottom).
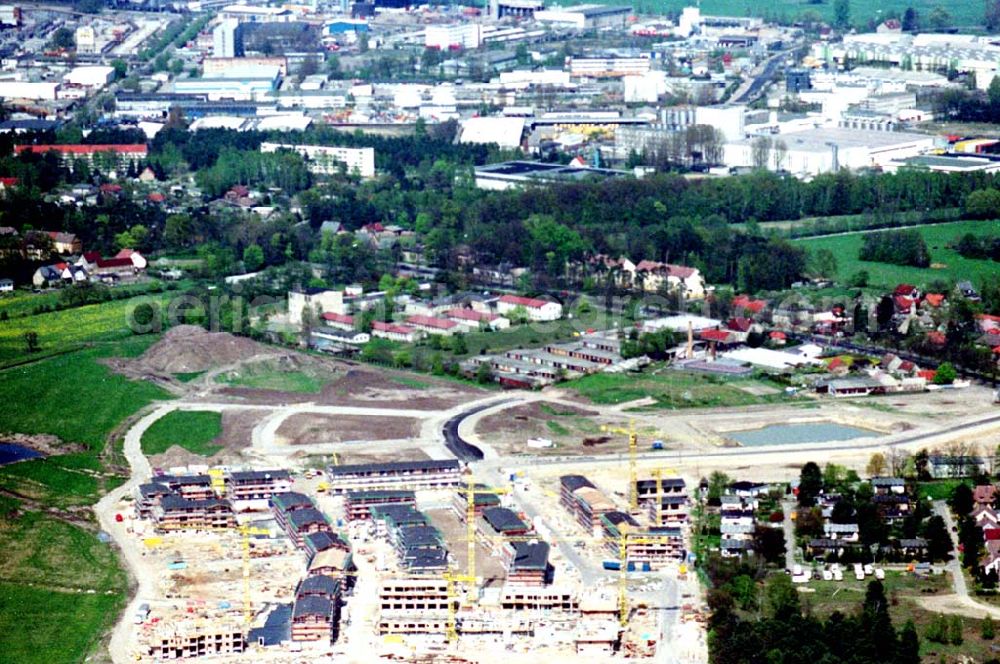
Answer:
xmin=371 ymin=321 xmax=419 ymax=343
xmin=320 ymin=312 xmax=355 ymax=331
xmin=731 ymin=294 xmax=767 ymax=315
xmin=405 ymin=314 xmax=458 ymax=336
xmin=497 ymin=294 xmax=563 ymax=321
xmin=445 ymin=307 xmax=510 ymax=331
xmin=13 ymin=144 xmax=147 ymax=169
xmin=46 ymin=231 xmax=81 ymax=255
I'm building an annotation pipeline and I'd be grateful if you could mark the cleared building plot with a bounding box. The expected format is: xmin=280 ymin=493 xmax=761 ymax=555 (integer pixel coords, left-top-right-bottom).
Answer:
xmin=276 ymin=413 xmax=420 ymax=445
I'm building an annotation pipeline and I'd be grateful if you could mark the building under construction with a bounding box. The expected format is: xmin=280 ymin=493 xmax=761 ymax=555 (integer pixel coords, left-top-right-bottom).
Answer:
xmin=344 ymin=489 xmax=416 ymax=521
xmin=325 ymin=459 xmax=462 ymax=493
xmin=147 ymin=619 xmax=245 ymax=659
xmin=601 ymin=511 xmax=686 ymax=568
xmin=291 ymin=575 xmax=341 ymax=642
xmin=636 ymin=477 xmax=689 ymax=524
xmin=376 ymin=578 xmax=452 ymax=636
xmin=559 ymin=475 xmax=615 ymax=535
xmin=152 ymin=495 xmax=236 ymax=532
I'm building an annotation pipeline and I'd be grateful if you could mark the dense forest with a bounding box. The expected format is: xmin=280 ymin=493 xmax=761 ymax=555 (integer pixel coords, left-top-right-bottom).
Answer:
xmin=3 ymin=125 xmax=1000 ymax=296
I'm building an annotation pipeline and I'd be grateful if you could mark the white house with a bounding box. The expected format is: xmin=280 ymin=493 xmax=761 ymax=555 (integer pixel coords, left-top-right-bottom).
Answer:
xmin=288 ymin=288 xmax=346 ymax=325
xmin=0 ymin=278 xmax=13 ymax=292
xmin=496 ymin=294 xmax=562 ymax=321
xmin=632 ymin=261 xmax=706 ymax=299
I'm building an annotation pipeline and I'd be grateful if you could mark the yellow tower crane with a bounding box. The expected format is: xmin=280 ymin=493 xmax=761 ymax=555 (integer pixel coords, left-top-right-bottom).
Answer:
xmin=615 ymin=524 xmax=675 ymax=627
xmin=236 ymin=524 xmax=271 ymax=626
xmin=442 ymin=567 xmax=476 ymax=643
xmin=648 ymin=468 xmax=679 ymax=527
xmin=456 ymin=477 xmax=509 ymax=589
xmin=601 ymin=420 xmax=640 ymax=511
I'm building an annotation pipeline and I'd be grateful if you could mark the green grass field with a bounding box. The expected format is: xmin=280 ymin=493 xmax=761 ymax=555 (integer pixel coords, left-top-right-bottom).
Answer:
xmin=566 ymin=366 xmax=791 ymax=409
xmin=0 ymin=506 xmax=128 ymax=664
xmin=216 ymin=365 xmax=326 ymax=393
xmin=0 ymin=336 xmax=170 ymax=450
xmin=793 ymin=220 xmax=999 ymax=290
xmin=566 ymin=0 xmax=981 ymax=29
xmin=141 ymin=410 xmax=223 ymax=457
xmin=0 ymin=292 xmax=174 ymax=368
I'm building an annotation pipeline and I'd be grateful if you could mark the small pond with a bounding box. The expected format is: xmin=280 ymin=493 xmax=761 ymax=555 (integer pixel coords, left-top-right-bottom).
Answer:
xmin=0 ymin=443 xmax=43 ymax=466
xmin=728 ymin=422 xmax=880 ymax=447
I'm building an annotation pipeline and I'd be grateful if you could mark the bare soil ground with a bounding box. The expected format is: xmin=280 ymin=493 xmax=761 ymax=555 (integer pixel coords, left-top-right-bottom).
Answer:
xmin=275 ymin=413 xmax=420 ymax=445
xmin=124 ymin=325 xmax=284 ymax=374
xmin=214 ymin=366 xmax=484 ymax=410
xmin=147 ymin=410 xmax=267 ymax=468
xmin=424 ymin=507 xmax=507 ymax=588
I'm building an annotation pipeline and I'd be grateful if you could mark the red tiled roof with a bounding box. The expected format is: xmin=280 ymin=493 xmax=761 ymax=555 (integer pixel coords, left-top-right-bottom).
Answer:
xmin=927 ymin=331 xmax=946 ymax=345
xmin=700 ymin=329 xmax=731 ymax=342
xmin=769 ymin=331 xmax=786 ymax=339
xmin=82 ymin=251 xmax=101 ymax=262
xmin=0 ymin=177 xmax=18 ymax=187
xmin=446 ymin=308 xmax=497 ymax=322
xmin=634 ymin=260 xmax=697 ymax=278
xmin=499 ymin=294 xmax=549 ymax=309
xmin=727 ymin=317 xmax=752 ymax=332
xmin=893 ymin=284 xmax=917 ymax=296
xmin=406 ymin=314 xmax=457 ymax=330
xmin=828 ymin=357 xmax=845 ymax=370
xmin=732 ymin=294 xmax=767 ymax=313
xmin=985 ymin=528 xmax=1000 ymax=541
xmin=917 ymin=369 xmax=936 ymax=381
xmin=115 ymin=249 xmax=134 ymax=258
xmin=993 ymin=345 xmax=1000 ymax=354
xmin=100 ymin=184 xmax=122 ymax=193
xmin=321 ymin=312 xmax=354 ymax=325
xmin=96 ymin=257 xmax=134 ymax=268
xmin=14 ymin=144 xmax=147 ymax=155
xmin=372 ymin=321 xmax=416 ymax=335
xmin=894 ymin=295 xmax=916 ymax=311
xmin=924 ymin=293 xmax=945 ymax=307
xmin=147 ymin=192 xmax=166 ymax=202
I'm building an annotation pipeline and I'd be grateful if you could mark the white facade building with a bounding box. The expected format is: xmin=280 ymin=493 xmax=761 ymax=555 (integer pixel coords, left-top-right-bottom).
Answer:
xmin=425 ymin=24 xmax=482 ymax=50
xmin=213 ymin=19 xmax=240 ymax=58
xmin=0 ymin=81 xmax=59 ymax=101
xmin=260 ymin=143 xmax=375 ymax=178
xmin=64 ymin=66 xmax=114 ymax=88
xmin=723 ymin=127 xmax=937 ymax=178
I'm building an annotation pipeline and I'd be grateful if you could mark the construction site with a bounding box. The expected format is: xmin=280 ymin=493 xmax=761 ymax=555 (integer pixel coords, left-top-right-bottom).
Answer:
xmin=102 ymin=414 xmax=705 ymax=663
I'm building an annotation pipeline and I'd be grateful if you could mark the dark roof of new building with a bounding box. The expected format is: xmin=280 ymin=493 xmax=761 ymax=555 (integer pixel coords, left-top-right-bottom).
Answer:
xmin=327 ymin=459 xmax=460 ymax=476
xmin=405 ymin=548 xmax=449 ymax=569
xmin=510 ymin=541 xmax=549 ymax=571
xmin=297 ymin=574 xmax=340 ymax=599
xmin=228 ymin=470 xmax=290 ymax=483
xmin=601 ymin=511 xmax=639 ymax=530
xmin=304 ymin=531 xmax=346 ymax=554
xmin=288 ymin=507 xmax=329 ymax=529
xmin=138 ymin=482 xmax=172 ymax=499
xmin=482 ymin=507 xmax=527 ymax=533
xmin=560 ymin=474 xmax=595 ymax=492
xmin=347 ymin=489 xmax=416 ymax=503
xmin=652 ymin=495 xmax=688 ymax=506
xmin=871 ymin=477 xmax=905 ymax=486
xmin=728 ymin=481 xmax=769 ymax=492
xmin=158 ymin=495 xmax=231 ymax=512
xmin=371 ymin=504 xmax=427 ymax=527
xmin=399 ymin=525 xmax=442 ymax=549
xmin=158 ymin=474 xmax=211 ymax=486
xmin=292 ymin=595 xmax=334 ymax=620
xmin=636 ymin=478 xmax=686 ymax=491
xmin=271 ymin=492 xmax=313 ymax=512
xmin=248 ymin=603 xmax=292 ymax=646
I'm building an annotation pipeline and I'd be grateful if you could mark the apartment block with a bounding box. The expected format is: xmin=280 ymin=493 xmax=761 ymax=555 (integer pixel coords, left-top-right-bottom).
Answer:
xmin=152 ymin=496 xmax=236 ymax=532
xmin=344 ymin=489 xmax=416 ymax=521
xmin=560 ymin=475 xmax=615 ymax=535
xmin=324 ymin=459 xmax=461 ymax=493
xmin=225 ymin=470 xmax=291 ymax=501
